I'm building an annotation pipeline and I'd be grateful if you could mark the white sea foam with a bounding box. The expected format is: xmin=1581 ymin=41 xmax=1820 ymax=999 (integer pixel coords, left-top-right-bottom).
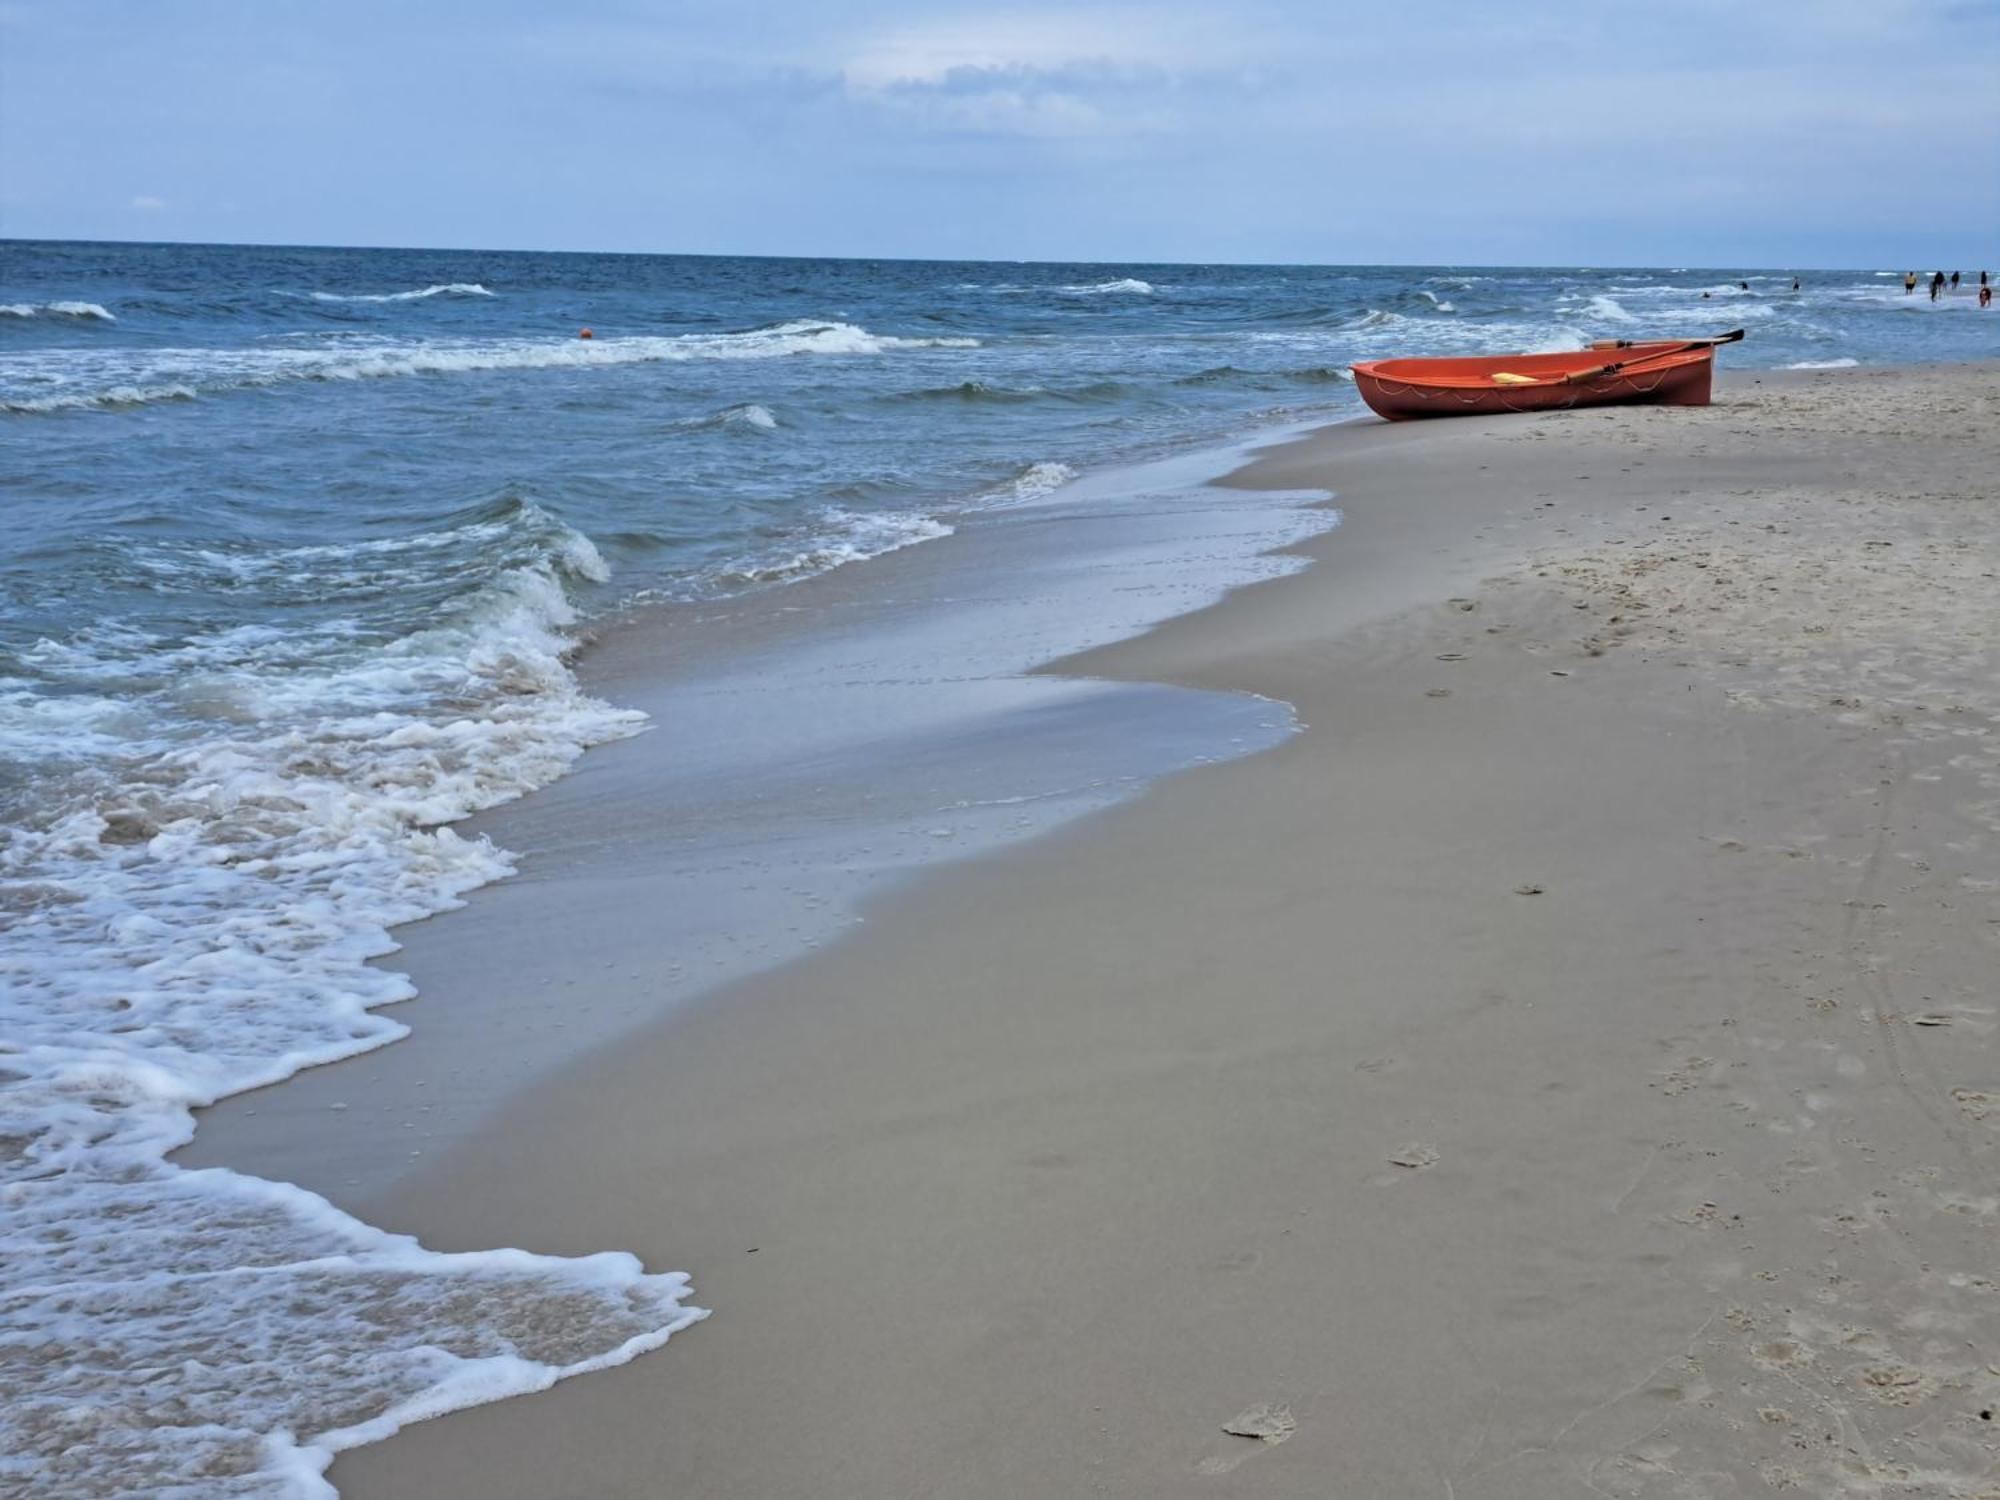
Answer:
xmin=1317 ymin=311 xmax=1589 ymax=355
xmin=1784 ymin=357 xmax=1860 ymax=369
xmin=718 ymin=401 xmax=779 ymax=430
xmin=673 ymin=400 xmax=781 ymax=433
xmin=309 ymin=283 xmax=496 ymax=303
xmin=3 ymin=380 xmax=201 ymax=412
xmin=1656 ymin=301 xmax=1777 ymax=324
xmin=706 ymin=507 xmax=952 ymax=588
xmin=0 ymin=300 xmax=117 ymax=321
xmin=976 ymin=460 xmax=1079 ymax=509
xmin=0 ymin=504 xmax=706 ymax=1494
xmin=1586 ymin=294 xmax=1639 ymax=324
xmin=1 ymin=321 xmax=979 ymax=414
xmin=1414 ymin=289 xmax=1456 ymax=313
xmin=1064 ymin=278 xmax=1154 ymax=295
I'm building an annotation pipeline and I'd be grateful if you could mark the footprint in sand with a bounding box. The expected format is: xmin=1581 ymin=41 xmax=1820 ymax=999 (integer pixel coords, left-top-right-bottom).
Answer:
xmin=1857 ymin=1364 xmax=1936 ymax=1405
xmin=1193 ymin=1404 xmax=1296 ymax=1476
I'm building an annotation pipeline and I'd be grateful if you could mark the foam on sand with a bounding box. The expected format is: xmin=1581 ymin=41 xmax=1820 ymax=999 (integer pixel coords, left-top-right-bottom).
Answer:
xmin=0 ymin=502 xmax=705 ymax=1495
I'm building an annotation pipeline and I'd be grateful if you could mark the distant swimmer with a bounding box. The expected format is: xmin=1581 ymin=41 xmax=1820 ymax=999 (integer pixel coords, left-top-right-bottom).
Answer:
xmin=1738 ymin=281 xmax=1749 ymax=291
xmin=1982 ymin=270 xmax=1991 ymax=288
xmin=1930 ymin=270 xmax=1944 ymax=301
xmin=1905 ymin=271 xmax=1918 ymax=293
xmin=1982 ymin=284 xmax=1993 ymax=309
xmin=1950 ymin=270 xmax=1960 ymax=290
xmin=1791 ymin=278 xmax=1801 ymax=291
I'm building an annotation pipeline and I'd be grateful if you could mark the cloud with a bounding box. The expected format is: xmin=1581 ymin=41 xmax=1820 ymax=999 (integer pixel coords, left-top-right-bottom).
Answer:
xmin=840 ymin=12 xmax=1224 ymax=90
xmin=837 ymin=10 xmax=1250 ymax=138
xmin=130 ymin=194 xmax=166 ymax=211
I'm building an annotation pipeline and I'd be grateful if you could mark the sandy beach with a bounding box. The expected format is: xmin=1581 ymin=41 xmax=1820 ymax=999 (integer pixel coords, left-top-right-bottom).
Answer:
xmin=198 ymin=364 xmax=2000 ymax=1497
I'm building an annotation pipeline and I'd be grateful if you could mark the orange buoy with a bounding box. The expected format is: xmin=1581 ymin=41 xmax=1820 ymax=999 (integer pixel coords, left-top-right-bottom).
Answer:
xmin=579 ymin=328 xmax=593 ymax=340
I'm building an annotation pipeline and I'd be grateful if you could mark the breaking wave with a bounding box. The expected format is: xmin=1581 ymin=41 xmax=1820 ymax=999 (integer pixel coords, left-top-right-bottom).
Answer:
xmin=704 ymin=507 xmax=952 ymax=589
xmin=2 ymin=321 xmax=981 ymax=414
xmin=976 ymin=460 xmax=1079 ymax=509
xmin=678 ymin=401 xmax=779 ymax=431
xmin=1063 ymin=278 xmax=1154 ymax=295
xmin=0 ymin=500 xmax=705 ymax=1494
xmin=309 ymin=282 xmax=497 ymax=303
xmin=1 ymin=300 xmax=117 ymax=321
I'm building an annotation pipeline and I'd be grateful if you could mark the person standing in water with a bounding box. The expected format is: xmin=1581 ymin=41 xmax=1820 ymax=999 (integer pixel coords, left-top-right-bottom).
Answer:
xmin=1905 ymin=271 xmax=1918 ymax=293
xmin=1931 ymin=271 xmax=1944 ymax=301
xmin=1950 ymin=271 xmax=1960 ymax=290
xmin=1982 ymin=284 xmax=1993 ymax=309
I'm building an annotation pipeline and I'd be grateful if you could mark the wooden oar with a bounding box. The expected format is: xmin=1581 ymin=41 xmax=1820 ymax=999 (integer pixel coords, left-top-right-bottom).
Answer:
xmin=1559 ymin=330 xmax=1744 ymax=385
xmin=1587 ymin=329 xmax=1746 ymax=352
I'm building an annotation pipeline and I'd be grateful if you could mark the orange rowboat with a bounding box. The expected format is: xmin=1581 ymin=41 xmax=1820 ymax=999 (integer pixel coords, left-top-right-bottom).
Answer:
xmin=1351 ymin=331 xmax=1742 ymax=421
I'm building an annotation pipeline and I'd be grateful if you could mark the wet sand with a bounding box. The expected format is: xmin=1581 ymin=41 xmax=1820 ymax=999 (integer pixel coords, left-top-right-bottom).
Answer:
xmin=218 ymin=365 xmax=2000 ymax=1496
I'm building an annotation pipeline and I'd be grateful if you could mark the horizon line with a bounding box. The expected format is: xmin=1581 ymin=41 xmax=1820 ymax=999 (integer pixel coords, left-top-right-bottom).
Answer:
xmin=1 ymin=234 xmax=1917 ymax=276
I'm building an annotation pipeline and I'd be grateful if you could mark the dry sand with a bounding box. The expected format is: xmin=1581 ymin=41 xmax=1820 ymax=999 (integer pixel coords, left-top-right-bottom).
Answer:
xmin=232 ymin=366 xmax=2000 ymax=1496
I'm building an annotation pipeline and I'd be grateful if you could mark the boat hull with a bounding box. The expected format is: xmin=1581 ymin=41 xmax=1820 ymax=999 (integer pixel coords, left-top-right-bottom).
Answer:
xmin=1352 ymin=344 xmax=1715 ymax=421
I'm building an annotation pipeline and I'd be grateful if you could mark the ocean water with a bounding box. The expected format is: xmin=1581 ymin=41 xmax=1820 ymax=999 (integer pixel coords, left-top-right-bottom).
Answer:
xmin=3 ymin=240 xmax=1993 ymax=1494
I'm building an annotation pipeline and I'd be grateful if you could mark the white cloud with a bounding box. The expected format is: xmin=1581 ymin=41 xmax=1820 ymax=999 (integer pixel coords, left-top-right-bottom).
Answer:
xmin=842 ymin=14 xmax=1189 ymax=89
xmin=837 ymin=9 xmax=1250 ymax=138
xmin=130 ymin=194 xmax=166 ymax=210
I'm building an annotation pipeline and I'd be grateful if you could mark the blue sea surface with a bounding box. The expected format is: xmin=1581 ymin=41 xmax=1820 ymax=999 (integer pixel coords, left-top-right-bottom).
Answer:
xmin=1 ymin=239 xmax=1993 ymax=1495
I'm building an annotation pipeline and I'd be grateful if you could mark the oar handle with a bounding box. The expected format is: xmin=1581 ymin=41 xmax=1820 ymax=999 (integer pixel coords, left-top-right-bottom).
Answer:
xmin=1590 ymin=329 xmax=1745 ymax=351
xmin=1562 ymin=330 xmax=1744 ymax=384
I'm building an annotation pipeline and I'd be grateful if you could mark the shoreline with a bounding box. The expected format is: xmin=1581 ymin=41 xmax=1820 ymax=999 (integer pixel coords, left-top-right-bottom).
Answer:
xmin=206 ymin=364 xmax=2000 ymax=1496
xmin=179 ymin=423 xmax=1341 ymax=1200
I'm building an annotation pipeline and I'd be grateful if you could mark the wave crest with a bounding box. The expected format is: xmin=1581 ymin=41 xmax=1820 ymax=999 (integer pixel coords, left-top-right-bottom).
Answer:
xmin=977 ymin=460 xmax=1078 ymax=509
xmin=1063 ymin=278 xmax=1154 ymax=295
xmin=1 ymin=301 xmax=117 ymax=321
xmin=705 ymin=508 xmax=951 ymax=589
xmin=3 ymin=321 xmax=981 ymax=415
xmin=0 ymin=499 xmax=705 ymax=1492
xmin=309 ymin=283 xmax=496 ymax=303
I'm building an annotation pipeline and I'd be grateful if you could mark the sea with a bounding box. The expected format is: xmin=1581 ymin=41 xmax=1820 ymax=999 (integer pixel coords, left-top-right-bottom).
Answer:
xmin=3 ymin=240 xmax=1993 ymax=1495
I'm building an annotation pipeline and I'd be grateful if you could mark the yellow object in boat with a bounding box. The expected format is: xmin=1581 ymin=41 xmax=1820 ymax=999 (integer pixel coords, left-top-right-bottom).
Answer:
xmin=1489 ymin=372 xmax=1539 ymax=386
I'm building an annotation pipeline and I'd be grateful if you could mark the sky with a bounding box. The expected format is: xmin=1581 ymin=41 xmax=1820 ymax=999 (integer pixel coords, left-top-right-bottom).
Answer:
xmin=2 ymin=0 xmax=1995 ymax=267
